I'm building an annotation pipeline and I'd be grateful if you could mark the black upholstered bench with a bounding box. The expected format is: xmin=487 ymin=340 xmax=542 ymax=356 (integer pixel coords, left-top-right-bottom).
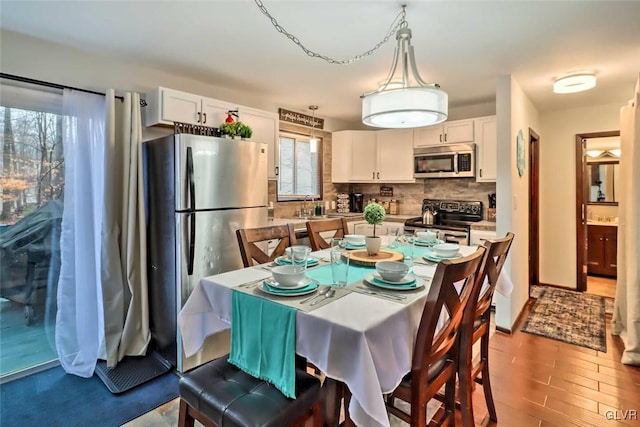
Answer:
xmin=178 ymin=356 xmax=322 ymax=427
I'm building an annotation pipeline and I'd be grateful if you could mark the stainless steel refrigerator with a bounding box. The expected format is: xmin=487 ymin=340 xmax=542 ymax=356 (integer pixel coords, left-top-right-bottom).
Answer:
xmin=143 ymin=134 xmax=268 ymax=372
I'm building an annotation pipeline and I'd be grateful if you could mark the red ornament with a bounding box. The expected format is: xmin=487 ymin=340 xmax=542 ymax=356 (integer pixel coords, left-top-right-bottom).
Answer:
xmin=225 ymin=113 xmax=235 ymax=123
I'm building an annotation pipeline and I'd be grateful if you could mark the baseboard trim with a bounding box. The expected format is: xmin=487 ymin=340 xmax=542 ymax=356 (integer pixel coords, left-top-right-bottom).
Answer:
xmin=498 ymin=298 xmax=533 ymax=335
xmin=537 ymin=282 xmax=577 ymax=291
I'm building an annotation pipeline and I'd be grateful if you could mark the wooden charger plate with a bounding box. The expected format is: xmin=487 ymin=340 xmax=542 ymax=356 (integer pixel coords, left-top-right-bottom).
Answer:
xmin=346 ymin=249 xmax=403 ymax=267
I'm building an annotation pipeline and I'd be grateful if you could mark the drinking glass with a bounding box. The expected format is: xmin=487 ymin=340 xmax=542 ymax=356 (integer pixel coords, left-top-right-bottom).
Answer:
xmin=330 ymin=238 xmax=346 ymax=249
xmin=290 ymin=245 xmax=311 ymax=271
xmin=330 ymin=247 xmax=349 ymax=287
xmin=397 ymin=233 xmax=415 ymax=266
xmin=387 ymin=228 xmax=399 ymax=249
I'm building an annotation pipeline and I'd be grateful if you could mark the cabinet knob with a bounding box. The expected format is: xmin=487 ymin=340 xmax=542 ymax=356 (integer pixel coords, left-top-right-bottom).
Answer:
xmin=600 ymin=237 xmax=603 ymax=241
xmin=377 ymin=172 xmax=380 ymax=179
xmin=203 ymin=113 xmax=207 ymax=124
xmin=275 ymin=166 xmax=279 ymax=176
xmin=372 ymin=172 xmax=375 ymax=179
xmin=197 ymin=112 xmax=201 ymax=123
xmin=480 ymin=169 xmax=483 ymax=177
xmin=444 ymin=133 xmax=447 ymax=142
xmin=439 ymin=134 xmax=443 ymax=143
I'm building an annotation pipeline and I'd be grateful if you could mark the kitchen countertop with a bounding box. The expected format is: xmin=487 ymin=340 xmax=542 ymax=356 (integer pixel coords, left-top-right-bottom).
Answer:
xmin=269 ymin=215 xmax=497 ymax=231
xmin=469 ymin=220 xmax=497 ymax=231
xmin=587 ymin=220 xmax=618 ymax=227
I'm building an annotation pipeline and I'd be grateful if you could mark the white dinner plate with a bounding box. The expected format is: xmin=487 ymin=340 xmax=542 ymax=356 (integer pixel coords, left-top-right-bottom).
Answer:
xmin=259 ymin=278 xmax=319 ymax=296
xmin=274 ymin=256 xmax=320 ymax=267
xmin=422 ymin=251 xmax=463 ymax=263
xmin=372 ymin=271 xmax=417 ymax=285
xmin=411 ymin=238 xmax=444 ymax=247
xmin=345 ymin=242 xmax=366 ymax=250
xmin=363 ymin=274 xmax=424 ymax=291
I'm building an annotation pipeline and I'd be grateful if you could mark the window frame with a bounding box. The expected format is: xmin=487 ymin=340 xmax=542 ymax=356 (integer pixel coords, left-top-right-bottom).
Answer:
xmin=277 ymin=131 xmax=323 ymax=202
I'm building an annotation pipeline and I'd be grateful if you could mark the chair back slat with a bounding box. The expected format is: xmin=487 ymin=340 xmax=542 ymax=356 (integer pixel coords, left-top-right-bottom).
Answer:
xmin=236 ymin=224 xmax=297 ymax=267
xmin=471 ymin=232 xmax=515 ymax=320
xmin=306 ymin=218 xmax=349 ymax=251
xmin=412 ymin=247 xmax=486 ymax=383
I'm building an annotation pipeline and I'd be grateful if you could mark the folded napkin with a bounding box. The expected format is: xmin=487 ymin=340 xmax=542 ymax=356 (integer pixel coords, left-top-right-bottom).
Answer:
xmin=228 ymin=291 xmax=297 ymax=398
xmin=265 ymin=280 xmax=318 ymax=294
xmin=276 ymin=256 xmax=319 ymax=266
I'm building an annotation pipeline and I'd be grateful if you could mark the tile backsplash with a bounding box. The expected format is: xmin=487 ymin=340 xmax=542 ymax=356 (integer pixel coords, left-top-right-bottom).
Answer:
xmin=334 ymin=179 xmax=497 ymax=218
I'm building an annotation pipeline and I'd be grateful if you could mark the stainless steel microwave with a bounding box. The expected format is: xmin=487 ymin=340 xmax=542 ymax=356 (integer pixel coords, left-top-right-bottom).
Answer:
xmin=414 ymin=143 xmax=476 ymax=178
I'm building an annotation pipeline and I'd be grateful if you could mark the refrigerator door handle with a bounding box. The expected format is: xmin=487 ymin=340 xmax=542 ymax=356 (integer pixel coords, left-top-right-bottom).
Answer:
xmin=187 ymin=146 xmax=196 ymax=211
xmin=188 ymin=212 xmax=195 ymax=275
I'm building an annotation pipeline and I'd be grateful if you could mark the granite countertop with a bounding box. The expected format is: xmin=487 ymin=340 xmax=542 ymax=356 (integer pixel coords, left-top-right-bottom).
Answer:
xmin=587 ymin=220 xmax=618 ymax=227
xmin=470 ymin=220 xmax=497 ymax=231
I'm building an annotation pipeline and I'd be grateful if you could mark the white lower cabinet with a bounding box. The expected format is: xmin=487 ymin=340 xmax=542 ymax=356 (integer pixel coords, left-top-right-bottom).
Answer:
xmin=470 ymin=229 xmax=496 ymax=246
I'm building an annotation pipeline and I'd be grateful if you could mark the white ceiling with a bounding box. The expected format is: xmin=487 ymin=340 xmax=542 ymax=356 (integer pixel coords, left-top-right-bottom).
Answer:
xmin=2 ymin=1 xmax=640 ymax=125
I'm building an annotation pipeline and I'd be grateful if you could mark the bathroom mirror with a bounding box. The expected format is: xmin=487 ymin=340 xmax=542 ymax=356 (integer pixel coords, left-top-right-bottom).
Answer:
xmin=587 ymin=161 xmax=619 ymax=204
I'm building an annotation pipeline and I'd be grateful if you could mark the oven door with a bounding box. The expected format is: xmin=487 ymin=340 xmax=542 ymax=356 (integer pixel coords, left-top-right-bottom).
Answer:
xmin=438 ymin=229 xmax=469 ymax=246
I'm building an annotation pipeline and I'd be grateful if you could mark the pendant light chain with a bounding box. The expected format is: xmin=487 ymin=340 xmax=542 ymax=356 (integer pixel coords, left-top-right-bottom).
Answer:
xmin=254 ymin=0 xmax=407 ymax=65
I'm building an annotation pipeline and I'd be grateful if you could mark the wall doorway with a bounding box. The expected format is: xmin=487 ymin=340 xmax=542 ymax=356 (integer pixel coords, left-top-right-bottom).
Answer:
xmin=528 ymin=129 xmax=540 ymax=294
xmin=575 ymin=130 xmax=620 ymax=292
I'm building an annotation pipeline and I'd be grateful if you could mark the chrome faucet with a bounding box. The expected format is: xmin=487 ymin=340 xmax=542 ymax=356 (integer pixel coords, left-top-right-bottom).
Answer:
xmin=302 ymin=195 xmax=311 ymax=217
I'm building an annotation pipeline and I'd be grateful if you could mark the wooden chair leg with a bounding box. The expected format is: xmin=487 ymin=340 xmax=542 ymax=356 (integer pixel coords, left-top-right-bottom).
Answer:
xmin=444 ymin=375 xmax=457 ymax=425
xmin=480 ymin=333 xmax=497 ymax=422
xmin=312 ymin=401 xmax=323 ymax=427
xmin=459 ymin=369 xmax=475 ymax=427
xmin=178 ymin=399 xmax=195 ymax=427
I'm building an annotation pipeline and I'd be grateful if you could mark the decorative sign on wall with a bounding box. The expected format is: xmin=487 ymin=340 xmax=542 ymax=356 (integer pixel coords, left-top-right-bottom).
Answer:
xmin=278 ymin=108 xmax=324 ymax=129
xmin=379 ymin=186 xmax=393 ymax=197
xmin=516 ymin=129 xmax=526 ymax=177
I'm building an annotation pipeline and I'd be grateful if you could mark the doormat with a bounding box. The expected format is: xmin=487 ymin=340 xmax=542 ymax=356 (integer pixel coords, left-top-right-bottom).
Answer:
xmin=0 ymin=365 xmax=178 ymax=427
xmin=521 ymin=287 xmax=607 ymax=352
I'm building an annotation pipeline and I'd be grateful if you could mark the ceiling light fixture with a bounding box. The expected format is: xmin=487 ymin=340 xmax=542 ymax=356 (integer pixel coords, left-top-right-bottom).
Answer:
xmin=553 ymin=72 xmax=596 ymax=94
xmin=309 ymin=105 xmax=318 ymax=153
xmin=254 ymin=1 xmax=445 ymax=129
xmin=361 ymin=6 xmax=447 ymax=129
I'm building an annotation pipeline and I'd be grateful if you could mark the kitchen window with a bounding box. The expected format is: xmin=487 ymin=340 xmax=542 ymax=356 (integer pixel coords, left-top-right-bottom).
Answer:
xmin=277 ymin=132 xmax=321 ymax=201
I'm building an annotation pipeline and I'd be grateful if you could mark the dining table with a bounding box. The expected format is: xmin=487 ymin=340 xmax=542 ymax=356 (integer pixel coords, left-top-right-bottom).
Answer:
xmin=178 ymin=240 xmax=513 ymax=427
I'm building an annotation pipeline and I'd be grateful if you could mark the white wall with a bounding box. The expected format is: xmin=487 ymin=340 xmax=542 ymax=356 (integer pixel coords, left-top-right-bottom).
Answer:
xmin=494 ymin=75 xmax=540 ymax=330
xmin=539 ymin=103 xmax=621 ymax=288
xmin=0 ymin=29 xmax=354 ymax=132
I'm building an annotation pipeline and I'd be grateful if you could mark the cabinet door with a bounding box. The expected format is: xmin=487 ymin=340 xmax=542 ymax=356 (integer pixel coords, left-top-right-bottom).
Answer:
xmin=587 ymin=226 xmax=605 ymax=274
xmin=350 ymin=131 xmax=377 ymax=182
xmin=161 ymin=88 xmax=202 ymax=125
xmin=331 ymin=131 xmax=352 ymax=183
xmin=377 ymin=129 xmax=415 ymax=182
xmin=240 ymin=107 xmax=279 ymax=180
xmin=604 ymin=228 xmax=617 ymax=276
xmin=443 ymin=119 xmax=474 ymax=143
xmin=201 ymin=97 xmax=234 ymax=128
xmin=475 ymin=116 xmax=497 ymax=182
xmin=413 ymin=125 xmax=443 ymax=147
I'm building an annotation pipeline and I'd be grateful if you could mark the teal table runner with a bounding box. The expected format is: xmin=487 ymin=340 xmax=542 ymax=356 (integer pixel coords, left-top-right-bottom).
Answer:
xmin=305 ymin=264 xmax=372 ymax=286
xmin=228 ymin=290 xmax=297 ymax=398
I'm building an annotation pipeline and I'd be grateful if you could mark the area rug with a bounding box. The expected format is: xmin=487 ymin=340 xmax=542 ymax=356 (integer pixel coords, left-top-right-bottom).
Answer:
xmin=0 ymin=366 xmax=178 ymax=427
xmin=530 ymin=285 xmax=614 ymax=315
xmin=522 ymin=287 xmax=607 ymax=352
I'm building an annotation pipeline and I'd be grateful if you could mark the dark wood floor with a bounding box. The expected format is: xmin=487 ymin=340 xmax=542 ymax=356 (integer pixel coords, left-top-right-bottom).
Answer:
xmin=459 ymin=300 xmax=640 ymax=426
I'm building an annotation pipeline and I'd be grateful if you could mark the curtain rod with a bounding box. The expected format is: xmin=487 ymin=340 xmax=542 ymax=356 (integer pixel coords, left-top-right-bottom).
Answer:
xmin=0 ymin=72 xmax=125 ymax=101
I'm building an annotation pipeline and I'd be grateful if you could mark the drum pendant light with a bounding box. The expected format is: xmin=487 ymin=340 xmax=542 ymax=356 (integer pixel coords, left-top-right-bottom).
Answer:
xmin=361 ymin=7 xmax=448 ymax=128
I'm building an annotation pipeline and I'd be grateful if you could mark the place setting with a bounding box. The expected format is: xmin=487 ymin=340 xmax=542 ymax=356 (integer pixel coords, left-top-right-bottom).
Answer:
xmin=421 ymin=243 xmax=463 ymax=263
xmin=356 ymin=260 xmax=430 ymax=304
xmin=410 ymin=230 xmax=444 ymax=247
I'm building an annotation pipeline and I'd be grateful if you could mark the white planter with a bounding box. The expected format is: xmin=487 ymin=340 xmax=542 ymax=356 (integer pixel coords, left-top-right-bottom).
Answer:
xmin=365 ymin=236 xmax=381 ymax=256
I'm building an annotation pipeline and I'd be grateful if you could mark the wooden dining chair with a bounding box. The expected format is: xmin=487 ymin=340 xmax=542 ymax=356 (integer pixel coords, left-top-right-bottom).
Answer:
xmin=458 ymin=232 xmax=514 ymax=427
xmin=385 ymin=246 xmax=487 ymax=426
xmin=236 ymin=223 xmax=298 ymax=267
xmin=305 ymin=218 xmax=350 ymax=251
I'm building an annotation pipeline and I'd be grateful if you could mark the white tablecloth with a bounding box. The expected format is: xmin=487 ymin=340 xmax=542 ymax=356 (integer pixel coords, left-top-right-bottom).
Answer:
xmin=178 ymin=245 xmax=510 ymax=427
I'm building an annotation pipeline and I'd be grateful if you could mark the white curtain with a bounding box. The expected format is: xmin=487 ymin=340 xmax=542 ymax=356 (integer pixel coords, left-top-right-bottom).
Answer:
xmin=101 ymin=90 xmax=150 ymax=365
xmin=56 ymin=90 xmax=108 ymax=377
xmin=56 ymin=89 xmax=149 ymax=376
xmin=612 ymin=73 xmax=640 ymax=366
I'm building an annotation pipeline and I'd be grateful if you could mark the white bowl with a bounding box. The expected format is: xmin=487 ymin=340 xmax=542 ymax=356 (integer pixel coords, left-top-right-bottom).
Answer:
xmin=344 ymin=234 xmax=365 ymax=245
xmin=432 ymin=243 xmax=460 ymax=258
xmin=271 ymin=265 xmax=306 ymax=287
xmin=416 ymin=231 xmax=437 ymax=242
xmin=375 ymin=261 xmax=410 ymax=282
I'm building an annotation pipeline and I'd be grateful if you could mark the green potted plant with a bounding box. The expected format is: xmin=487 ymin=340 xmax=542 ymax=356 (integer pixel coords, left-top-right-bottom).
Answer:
xmin=219 ymin=122 xmax=236 ymax=138
xmin=237 ymin=122 xmax=253 ymax=139
xmin=219 ymin=121 xmax=253 ymax=139
xmin=363 ymin=203 xmax=386 ymax=255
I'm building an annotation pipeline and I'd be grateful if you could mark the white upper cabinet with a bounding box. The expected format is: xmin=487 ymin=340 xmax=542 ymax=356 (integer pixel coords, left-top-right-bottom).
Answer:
xmin=376 ymin=129 xmax=414 ymax=182
xmin=239 ymin=107 xmax=279 ymax=180
xmin=474 ymin=116 xmax=497 ymax=182
xmin=331 ymin=131 xmax=352 ymax=183
xmin=144 ymin=87 xmax=279 ymax=179
xmin=350 ymin=131 xmax=378 ymax=182
xmin=331 ymin=129 xmax=414 ymax=183
xmin=413 ymin=119 xmax=474 ymax=147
